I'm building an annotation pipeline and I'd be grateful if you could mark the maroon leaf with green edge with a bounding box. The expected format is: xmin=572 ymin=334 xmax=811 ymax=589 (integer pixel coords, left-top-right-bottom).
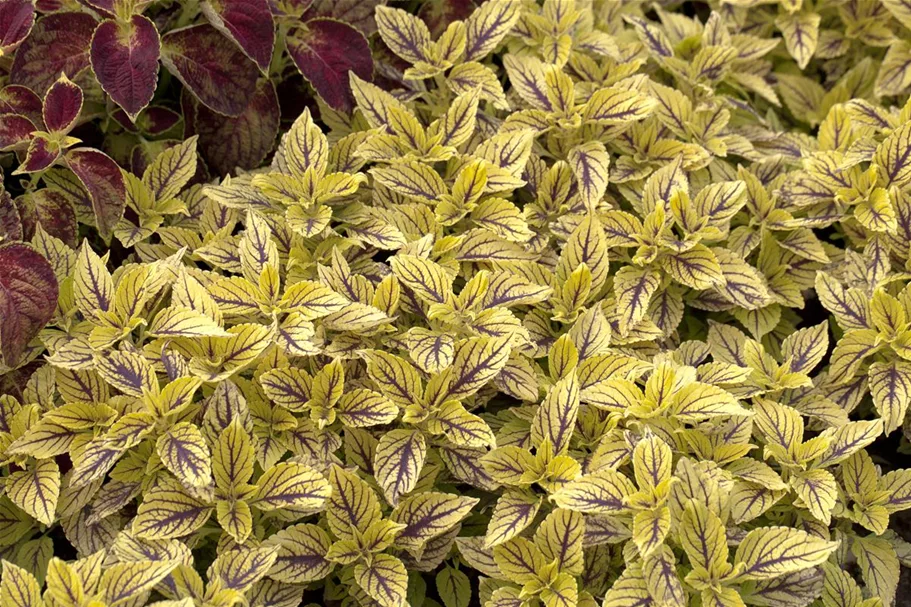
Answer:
xmin=0 ymin=114 xmax=35 ymax=150
xmin=136 ymin=106 xmax=183 ymax=135
xmin=0 ymin=85 xmax=43 ymax=127
xmin=16 ymin=136 xmax=60 ymax=173
xmin=0 ymin=242 xmax=58 ymax=367
xmin=202 ymin=0 xmax=275 ymax=71
xmin=160 ymin=23 xmax=260 ymax=117
xmin=0 ymin=0 xmax=34 ymax=53
xmin=287 ymin=19 xmax=373 ymax=113
xmin=65 ymin=148 xmax=126 ymax=239
xmin=81 ymin=0 xmax=116 ymax=17
xmin=0 ymin=189 xmax=23 ymax=241
xmin=10 ymin=12 xmax=96 ymax=95
xmin=419 ymin=0 xmax=476 ymax=37
xmin=185 ymin=78 xmax=279 ymax=176
xmin=305 ymin=0 xmax=384 ymax=37
xmin=42 ymin=76 xmax=82 ymax=134
xmin=91 ymin=15 xmax=161 ymax=121
xmin=32 ymin=189 xmax=77 ymax=247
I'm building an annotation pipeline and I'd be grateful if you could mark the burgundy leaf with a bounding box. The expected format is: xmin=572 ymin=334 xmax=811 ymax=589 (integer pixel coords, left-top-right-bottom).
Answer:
xmin=0 ymin=0 xmax=35 ymax=53
xmin=0 ymin=242 xmax=58 ymax=367
xmin=202 ymin=0 xmax=275 ymax=71
xmin=10 ymin=12 xmax=96 ymax=95
xmin=185 ymin=78 xmax=280 ymax=176
xmin=286 ymin=19 xmax=373 ymax=113
xmin=78 ymin=0 xmax=116 ymax=17
xmin=419 ymin=0 xmax=476 ymax=37
xmin=0 ymin=114 xmax=36 ymax=150
xmin=0 ymin=85 xmax=44 ymax=126
xmin=0 ymin=188 xmax=23 ymax=241
xmin=13 ymin=195 xmax=36 ymax=241
xmin=32 ymin=189 xmax=77 ymax=247
xmin=42 ymin=76 xmax=83 ymax=134
xmin=91 ymin=15 xmax=161 ymax=120
xmin=16 ymin=135 xmax=60 ymax=173
xmin=305 ymin=0 xmax=385 ymax=37
xmin=110 ymin=108 xmax=139 ymax=132
xmin=138 ymin=106 xmax=182 ymax=135
xmin=64 ymin=148 xmax=125 ymax=239
xmin=36 ymin=0 xmax=64 ymax=10
xmin=160 ymin=23 xmax=259 ymax=117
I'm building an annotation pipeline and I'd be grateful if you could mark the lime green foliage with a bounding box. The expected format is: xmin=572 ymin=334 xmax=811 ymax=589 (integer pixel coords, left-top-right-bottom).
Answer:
xmin=2 ymin=2 xmax=911 ymax=607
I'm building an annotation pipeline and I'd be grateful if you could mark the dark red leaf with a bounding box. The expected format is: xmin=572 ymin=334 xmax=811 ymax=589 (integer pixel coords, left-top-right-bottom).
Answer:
xmin=17 ymin=135 xmax=60 ymax=173
xmin=78 ymin=0 xmax=116 ymax=17
xmin=0 ymin=242 xmax=58 ymax=367
xmin=110 ymin=108 xmax=139 ymax=132
xmin=64 ymin=147 xmax=125 ymax=239
xmin=186 ymin=78 xmax=280 ymax=176
xmin=0 ymin=114 xmax=36 ymax=150
xmin=305 ymin=0 xmax=384 ymax=37
xmin=287 ymin=19 xmax=373 ymax=113
xmin=419 ymin=0 xmax=476 ymax=37
xmin=10 ymin=12 xmax=96 ymax=95
xmin=160 ymin=23 xmax=260 ymax=117
xmin=32 ymin=189 xmax=77 ymax=247
xmin=0 ymin=85 xmax=44 ymax=126
xmin=35 ymin=0 xmax=64 ymax=12
xmin=202 ymin=0 xmax=275 ymax=71
xmin=0 ymin=0 xmax=35 ymax=53
xmin=43 ymin=76 xmax=83 ymax=134
xmin=13 ymin=195 xmax=36 ymax=241
xmin=0 ymin=188 xmax=23 ymax=241
xmin=138 ymin=106 xmax=182 ymax=135
xmin=91 ymin=15 xmax=161 ymax=121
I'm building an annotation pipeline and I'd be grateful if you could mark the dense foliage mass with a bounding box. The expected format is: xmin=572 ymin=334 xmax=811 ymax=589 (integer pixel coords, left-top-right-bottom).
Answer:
xmin=1 ymin=1 xmax=911 ymax=607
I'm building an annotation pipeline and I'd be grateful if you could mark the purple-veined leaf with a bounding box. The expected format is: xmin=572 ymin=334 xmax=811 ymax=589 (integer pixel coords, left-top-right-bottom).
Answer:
xmin=160 ymin=23 xmax=259 ymax=117
xmin=42 ymin=75 xmax=82 ymax=134
xmin=353 ymin=553 xmax=408 ymax=607
xmin=374 ymin=429 xmax=426 ymax=506
xmin=209 ymin=546 xmax=279 ymax=592
xmin=132 ymin=477 xmax=214 ymax=539
xmin=251 ymin=462 xmax=330 ymax=511
xmin=90 ymin=15 xmax=161 ymax=121
xmin=463 ymin=0 xmax=521 ymax=61
xmin=10 ymin=12 xmax=96 ymax=95
xmin=64 ymin=148 xmax=126 ymax=239
xmin=185 ymin=78 xmax=280 ymax=176
xmin=0 ymin=242 xmax=58 ymax=367
xmin=202 ymin=0 xmax=275 ymax=71
xmin=265 ymin=523 xmax=334 ymax=583
xmin=0 ymin=0 xmax=34 ymax=53
xmin=735 ymin=527 xmax=837 ymax=579
xmin=392 ymin=491 xmax=479 ymax=551
xmin=531 ymin=373 xmax=580 ymax=455
xmin=287 ymin=19 xmax=373 ymax=113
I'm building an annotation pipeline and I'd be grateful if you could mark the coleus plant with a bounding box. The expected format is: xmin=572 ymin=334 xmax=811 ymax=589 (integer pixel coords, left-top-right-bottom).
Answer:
xmin=1 ymin=1 xmax=911 ymax=607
